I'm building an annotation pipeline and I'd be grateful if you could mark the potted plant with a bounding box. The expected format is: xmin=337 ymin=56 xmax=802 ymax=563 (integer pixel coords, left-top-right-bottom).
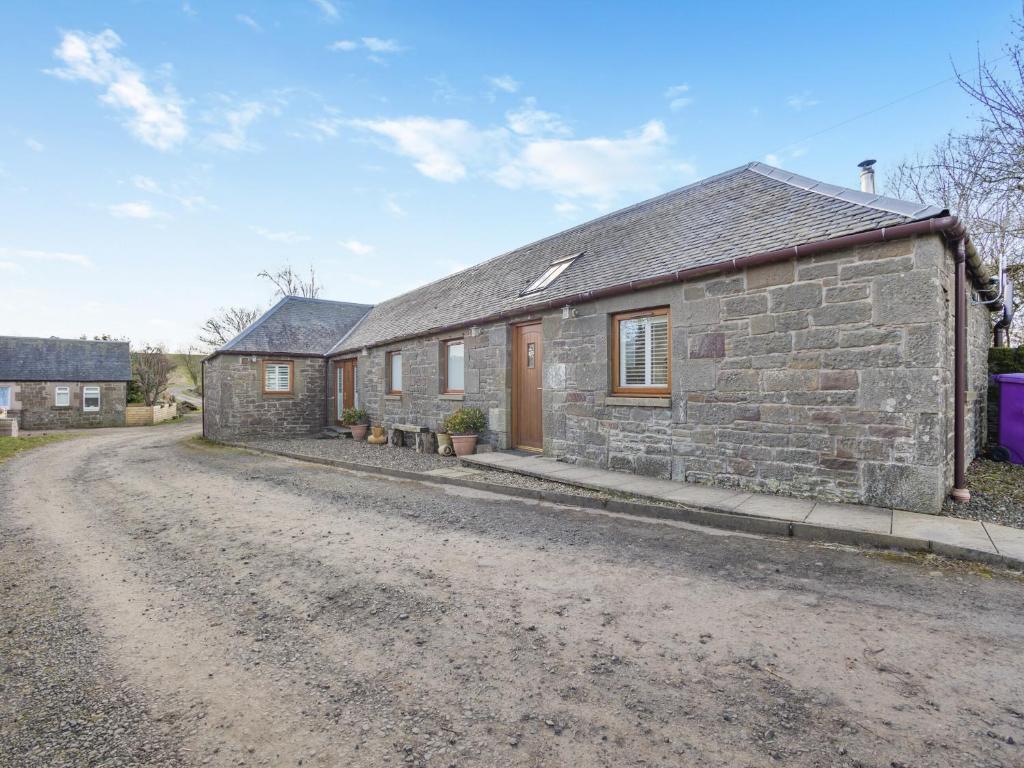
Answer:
xmin=442 ymin=407 xmax=487 ymax=456
xmin=341 ymin=407 xmax=370 ymax=440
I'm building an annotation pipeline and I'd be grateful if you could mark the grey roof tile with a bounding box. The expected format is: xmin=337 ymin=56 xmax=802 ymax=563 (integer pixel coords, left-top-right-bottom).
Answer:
xmin=0 ymin=336 xmax=131 ymax=381
xmin=335 ymin=162 xmax=946 ymax=351
xmin=220 ymin=296 xmax=373 ymax=356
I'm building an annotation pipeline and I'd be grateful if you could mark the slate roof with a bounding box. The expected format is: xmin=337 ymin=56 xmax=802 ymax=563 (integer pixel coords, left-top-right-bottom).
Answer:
xmin=334 ymin=162 xmax=946 ymax=352
xmin=0 ymin=336 xmax=131 ymax=381
xmin=219 ymin=296 xmax=373 ymax=356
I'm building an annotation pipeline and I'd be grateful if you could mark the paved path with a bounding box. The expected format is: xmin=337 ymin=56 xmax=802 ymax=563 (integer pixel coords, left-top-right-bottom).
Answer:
xmin=2 ymin=423 xmax=1023 ymax=767
xmin=463 ymin=452 xmax=1024 ymax=567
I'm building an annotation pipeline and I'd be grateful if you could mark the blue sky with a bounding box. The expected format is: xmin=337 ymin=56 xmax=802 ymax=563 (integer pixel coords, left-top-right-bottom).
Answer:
xmin=0 ymin=0 xmax=1017 ymax=349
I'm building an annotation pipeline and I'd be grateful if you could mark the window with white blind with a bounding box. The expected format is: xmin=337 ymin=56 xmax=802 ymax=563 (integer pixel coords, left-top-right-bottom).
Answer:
xmin=443 ymin=340 xmax=464 ymax=393
xmin=612 ymin=308 xmax=670 ymax=395
xmin=83 ymin=386 xmax=101 ymax=412
xmin=0 ymin=386 xmax=11 ymax=410
xmin=55 ymin=386 xmax=70 ymax=407
xmin=262 ymin=361 xmax=294 ymax=394
xmin=387 ymin=351 xmax=402 ymax=394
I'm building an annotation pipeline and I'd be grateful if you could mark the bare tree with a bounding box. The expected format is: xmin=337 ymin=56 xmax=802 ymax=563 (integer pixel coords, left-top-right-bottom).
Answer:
xmin=955 ymin=11 xmax=1024 ymax=189
xmin=132 ymin=345 xmax=174 ymax=406
xmin=258 ymin=263 xmax=322 ymax=299
xmin=176 ymin=346 xmax=203 ymax=393
xmin=198 ymin=306 xmax=264 ymax=349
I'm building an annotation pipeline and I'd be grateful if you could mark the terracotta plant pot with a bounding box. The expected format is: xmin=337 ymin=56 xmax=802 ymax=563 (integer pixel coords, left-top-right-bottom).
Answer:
xmin=367 ymin=426 xmax=388 ymax=445
xmin=350 ymin=424 xmax=368 ymax=440
xmin=450 ymin=434 xmax=479 ymax=456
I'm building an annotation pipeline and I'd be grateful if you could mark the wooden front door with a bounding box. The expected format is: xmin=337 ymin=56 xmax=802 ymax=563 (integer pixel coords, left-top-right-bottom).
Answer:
xmin=512 ymin=322 xmax=543 ymax=450
xmin=334 ymin=359 xmax=356 ymax=424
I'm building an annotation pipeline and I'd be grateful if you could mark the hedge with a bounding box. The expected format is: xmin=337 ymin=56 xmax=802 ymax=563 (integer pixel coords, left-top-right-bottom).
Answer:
xmin=989 ymin=347 xmax=1024 ymax=374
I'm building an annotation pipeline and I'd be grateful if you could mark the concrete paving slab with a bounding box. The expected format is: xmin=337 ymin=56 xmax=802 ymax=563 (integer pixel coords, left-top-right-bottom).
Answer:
xmin=734 ymin=494 xmax=816 ymax=521
xmin=614 ymin=477 xmax=684 ymax=498
xmin=662 ymin=484 xmax=750 ymax=510
xmin=983 ymin=522 xmax=1024 ymax=560
xmin=805 ymin=503 xmax=892 ymax=534
xmin=462 ymin=453 xmax=519 ymax=467
xmin=891 ymin=510 xmax=997 ymax=554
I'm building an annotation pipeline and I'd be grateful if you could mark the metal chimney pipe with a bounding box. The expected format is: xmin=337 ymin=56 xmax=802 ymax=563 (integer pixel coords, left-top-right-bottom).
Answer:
xmin=858 ymin=159 xmax=876 ymax=194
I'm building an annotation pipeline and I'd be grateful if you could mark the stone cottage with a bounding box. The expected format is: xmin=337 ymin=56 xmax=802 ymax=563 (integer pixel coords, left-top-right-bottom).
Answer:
xmin=203 ymin=297 xmax=372 ymax=441
xmin=0 ymin=336 xmax=132 ymax=429
xmin=204 ymin=162 xmax=999 ymax=513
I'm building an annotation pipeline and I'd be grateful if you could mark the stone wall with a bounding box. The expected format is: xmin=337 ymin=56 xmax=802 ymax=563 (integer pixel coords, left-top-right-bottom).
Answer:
xmin=543 ymin=234 xmax=987 ymax=513
xmin=203 ymin=354 xmax=326 ymax=441
xmin=2 ymin=381 xmax=127 ymax=429
xmin=350 ymin=322 xmax=511 ymax=449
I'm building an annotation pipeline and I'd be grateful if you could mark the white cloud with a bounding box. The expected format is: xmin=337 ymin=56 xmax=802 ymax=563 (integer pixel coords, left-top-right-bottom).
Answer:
xmin=130 ymin=174 xmax=207 ymax=210
xmin=363 ymin=37 xmax=403 ymax=53
xmin=252 ymin=226 xmax=311 ymax=244
xmin=182 ymin=2 xmax=197 ymax=17
xmin=48 ymin=29 xmax=187 ymax=151
xmin=310 ymin=0 xmax=339 ymax=20
xmin=109 ymin=201 xmax=161 ymax=219
xmin=204 ymin=99 xmax=265 ymax=151
xmin=487 ymin=75 xmax=520 ymax=94
xmin=352 ymin=110 xmax=687 ymax=207
xmin=24 ymin=137 xmax=44 ymax=152
xmin=764 ymin=153 xmax=782 ymax=167
xmin=384 ymin=197 xmax=406 ymax=216
xmin=554 ymin=201 xmax=580 ymax=215
xmin=0 ymin=261 xmax=23 ymax=273
xmin=329 ymin=37 xmax=405 ymax=57
xmin=786 ymin=92 xmax=820 ymax=111
xmin=0 ymin=247 xmax=94 ymax=268
xmin=664 ymin=84 xmax=692 ymax=112
xmin=350 ymin=117 xmax=507 ymax=182
xmin=236 ymin=14 xmax=261 ymax=32
xmin=339 ymin=239 xmax=374 ymax=255
xmin=506 ymin=98 xmax=571 ymax=137
xmin=495 ymin=120 xmax=676 ymax=206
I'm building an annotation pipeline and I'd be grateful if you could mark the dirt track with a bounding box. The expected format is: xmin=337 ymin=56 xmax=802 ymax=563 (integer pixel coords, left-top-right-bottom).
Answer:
xmin=2 ymin=419 xmax=1023 ymax=767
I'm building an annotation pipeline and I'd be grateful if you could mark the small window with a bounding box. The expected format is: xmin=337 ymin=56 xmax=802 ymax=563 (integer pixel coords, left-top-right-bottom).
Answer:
xmin=612 ymin=308 xmax=670 ymax=395
xmin=443 ymin=340 xmax=465 ymax=393
xmin=387 ymin=351 xmax=402 ymax=394
xmin=83 ymin=386 xmax=101 ymax=412
xmin=0 ymin=386 xmax=10 ymax=410
xmin=521 ymin=252 xmax=581 ymax=295
xmin=55 ymin=386 xmax=70 ymax=407
xmin=262 ymin=360 xmax=294 ymax=394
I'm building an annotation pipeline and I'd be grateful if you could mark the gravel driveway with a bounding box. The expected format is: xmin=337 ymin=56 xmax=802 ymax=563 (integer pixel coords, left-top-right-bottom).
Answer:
xmin=2 ymin=421 xmax=1023 ymax=767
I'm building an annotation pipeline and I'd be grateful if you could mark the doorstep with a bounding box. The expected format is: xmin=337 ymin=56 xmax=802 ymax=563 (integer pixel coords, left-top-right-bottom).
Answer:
xmin=461 ymin=452 xmax=1024 ymax=570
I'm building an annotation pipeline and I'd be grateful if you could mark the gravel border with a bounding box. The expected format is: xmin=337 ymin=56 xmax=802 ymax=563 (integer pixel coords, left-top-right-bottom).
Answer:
xmin=941 ymin=458 xmax=1024 ymax=530
xmin=238 ymin=436 xmax=617 ymax=501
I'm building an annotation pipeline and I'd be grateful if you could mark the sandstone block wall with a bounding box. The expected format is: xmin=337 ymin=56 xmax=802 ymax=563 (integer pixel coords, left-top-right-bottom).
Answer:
xmin=3 ymin=381 xmax=127 ymax=429
xmin=203 ymin=354 xmax=325 ymax=441
xmin=352 ymin=322 xmax=510 ymax=449
xmin=543 ymin=234 xmax=986 ymax=513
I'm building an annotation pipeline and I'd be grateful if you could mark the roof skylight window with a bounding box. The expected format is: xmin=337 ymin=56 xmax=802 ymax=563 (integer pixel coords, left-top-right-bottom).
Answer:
xmin=522 ymin=252 xmax=582 ymax=295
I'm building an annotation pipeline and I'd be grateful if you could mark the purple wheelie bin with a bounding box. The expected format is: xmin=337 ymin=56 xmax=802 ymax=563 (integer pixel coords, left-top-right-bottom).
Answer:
xmin=993 ymin=373 xmax=1024 ymax=465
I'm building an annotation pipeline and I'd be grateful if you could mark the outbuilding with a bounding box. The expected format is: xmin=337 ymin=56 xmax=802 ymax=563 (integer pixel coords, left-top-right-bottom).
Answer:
xmin=0 ymin=336 xmax=132 ymax=429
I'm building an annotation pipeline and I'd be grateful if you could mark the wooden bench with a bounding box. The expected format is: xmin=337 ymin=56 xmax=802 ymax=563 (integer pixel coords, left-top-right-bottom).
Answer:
xmin=387 ymin=423 xmax=435 ymax=454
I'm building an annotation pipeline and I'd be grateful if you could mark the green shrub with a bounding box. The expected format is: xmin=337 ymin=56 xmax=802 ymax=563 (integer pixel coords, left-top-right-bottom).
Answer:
xmin=989 ymin=347 xmax=1024 ymax=374
xmin=442 ymin=407 xmax=487 ymax=435
xmin=340 ymin=407 xmax=368 ymax=425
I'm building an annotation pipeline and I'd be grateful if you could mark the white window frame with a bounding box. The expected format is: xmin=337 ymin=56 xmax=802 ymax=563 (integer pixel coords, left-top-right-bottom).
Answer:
xmin=612 ymin=308 xmax=671 ymax=395
xmin=82 ymin=386 xmax=101 ymax=412
xmin=443 ymin=339 xmax=465 ymax=394
xmin=387 ymin=351 xmax=403 ymax=394
xmin=55 ymin=386 xmax=70 ymax=407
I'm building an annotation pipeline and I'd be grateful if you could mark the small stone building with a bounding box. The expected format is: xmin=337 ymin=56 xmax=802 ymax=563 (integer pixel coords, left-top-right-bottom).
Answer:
xmin=202 ymin=297 xmax=372 ymax=441
xmin=0 ymin=336 xmax=132 ymax=429
xmin=204 ymin=162 xmax=998 ymax=512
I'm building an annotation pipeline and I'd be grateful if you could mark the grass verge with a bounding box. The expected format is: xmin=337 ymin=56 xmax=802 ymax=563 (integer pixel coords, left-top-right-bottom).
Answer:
xmin=0 ymin=433 xmax=77 ymax=464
